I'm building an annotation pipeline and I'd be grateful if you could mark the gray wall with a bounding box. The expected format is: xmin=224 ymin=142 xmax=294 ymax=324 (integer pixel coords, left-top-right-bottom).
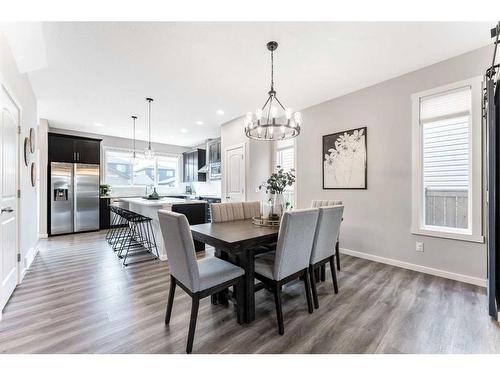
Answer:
xmin=0 ymin=32 xmax=40 ymax=273
xmin=296 ymin=45 xmax=492 ymax=282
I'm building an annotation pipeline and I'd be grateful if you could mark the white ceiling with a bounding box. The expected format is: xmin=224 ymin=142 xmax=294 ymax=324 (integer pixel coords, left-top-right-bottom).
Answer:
xmin=5 ymin=22 xmax=493 ymax=147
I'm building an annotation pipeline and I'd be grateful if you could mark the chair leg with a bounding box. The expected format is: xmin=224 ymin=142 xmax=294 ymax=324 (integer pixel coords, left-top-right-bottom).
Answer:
xmin=320 ymin=264 xmax=326 ymax=281
xmin=329 ymin=256 xmax=339 ymax=294
xmin=309 ymin=265 xmax=319 ymax=309
xmin=336 ymin=241 xmax=341 ymax=271
xmin=303 ymin=269 xmax=314 ymax=314
xmin=186 ymin=297 xmax=200 ymax=354
xmin=236 ymin=278 xmax=245 ymax=325
xmin=273 ymin=285 xmax=284 ymax=335
xmin=165 ymin=276 xmax=176 ymax=324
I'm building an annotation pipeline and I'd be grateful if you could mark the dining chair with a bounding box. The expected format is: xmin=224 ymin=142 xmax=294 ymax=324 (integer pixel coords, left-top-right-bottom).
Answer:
xmin=210 ymin=201 xmax=268 ymax=304
xmin=309 ymin=205 xmax=344 ymax=309
xmin=210 ymin=202 xmax=245 ymax=222
xmin=158 ymin=210 xmax=245 ymax=354
xmin=311 ymin=199 xmax=343 ymax=271
xmin=253 ymin=208 xmax=319 ymax=335
xmin=242 ymin=201 xmax=261 ymax=219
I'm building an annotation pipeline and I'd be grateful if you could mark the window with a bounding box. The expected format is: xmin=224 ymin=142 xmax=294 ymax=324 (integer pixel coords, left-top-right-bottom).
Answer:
xmin=104 ymin=147 xmax=180 ymax=188
xmin=275 ymin=139 xmax=296 ymax=208
xmin=157 ymin=155 xmax=179 ymax=187
xmin=411 ymin=77 xmax=483 ymax=242
xmin=105 ymin=150 xmax=133 ymax=186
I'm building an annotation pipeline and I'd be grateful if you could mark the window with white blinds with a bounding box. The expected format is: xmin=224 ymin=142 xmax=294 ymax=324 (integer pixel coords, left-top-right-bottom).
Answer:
xmin=275 ymin=139 xmax=295 ymax=208
xmin=412 ymin=78 xmax=483 ymax=242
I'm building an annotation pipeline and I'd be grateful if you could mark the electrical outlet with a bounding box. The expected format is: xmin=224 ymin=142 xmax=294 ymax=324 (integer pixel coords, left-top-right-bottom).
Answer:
xmin=416 ymin=242 xmax=424 ymax=252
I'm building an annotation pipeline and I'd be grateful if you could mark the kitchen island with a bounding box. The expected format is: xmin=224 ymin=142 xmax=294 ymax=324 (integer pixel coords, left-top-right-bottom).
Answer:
xmin=119 ymin=197 xmax=207 ymax=260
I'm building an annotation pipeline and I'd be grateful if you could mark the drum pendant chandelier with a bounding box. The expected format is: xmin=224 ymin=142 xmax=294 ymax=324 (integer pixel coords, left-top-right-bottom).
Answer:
xmin=244 ymin=41 xmax=301 ymax=141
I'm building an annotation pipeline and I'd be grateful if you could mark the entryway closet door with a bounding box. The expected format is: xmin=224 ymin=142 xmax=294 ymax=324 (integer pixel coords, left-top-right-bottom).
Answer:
xmin=224 ymin=144 xmax=245 ymax=202
xmin=0 ymin=84 xmax=19 ymax=315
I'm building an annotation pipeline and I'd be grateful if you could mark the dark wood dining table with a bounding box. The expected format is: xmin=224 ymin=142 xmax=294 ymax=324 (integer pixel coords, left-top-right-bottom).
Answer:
xmin=190 ymin=219 xmax=279 ymax=323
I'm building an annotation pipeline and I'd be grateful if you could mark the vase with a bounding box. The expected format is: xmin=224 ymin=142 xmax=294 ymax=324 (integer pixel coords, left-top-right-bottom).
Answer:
xmin=269 ymin=193 xmax=284 ymax=220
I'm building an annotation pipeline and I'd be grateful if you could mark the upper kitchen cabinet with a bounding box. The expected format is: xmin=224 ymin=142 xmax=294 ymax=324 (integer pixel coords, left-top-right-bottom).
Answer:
xmin=207 ymin=138 xmax=221 ymax=163
xmin=183 ymin=148 xmax=206 ymax=182
xmin=48 ymin=133 xmax=102 ymax=164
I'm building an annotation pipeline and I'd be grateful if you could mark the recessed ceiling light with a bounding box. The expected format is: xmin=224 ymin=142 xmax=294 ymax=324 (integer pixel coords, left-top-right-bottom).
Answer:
xmin=195 ymin=121 xmax=204 ymax=125
xmin=216 ymin=110 xmax=224 ymax=115
xmin=181 ymin=128 xmax=188 ymax=133
xmin=94 ymin=122 xmax=103 ymax=127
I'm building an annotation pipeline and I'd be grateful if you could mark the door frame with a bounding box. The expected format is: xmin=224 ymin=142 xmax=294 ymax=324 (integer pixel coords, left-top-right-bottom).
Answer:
xmin=223 ymin=142 xmax=246 ymax=202
xmin=0 ymin=73 xmax=21 ymax=286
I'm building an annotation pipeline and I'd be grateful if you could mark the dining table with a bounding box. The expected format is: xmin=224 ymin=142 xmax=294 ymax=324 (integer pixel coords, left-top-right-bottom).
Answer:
xmin=190 ymin=219 xmax=279 ymax=323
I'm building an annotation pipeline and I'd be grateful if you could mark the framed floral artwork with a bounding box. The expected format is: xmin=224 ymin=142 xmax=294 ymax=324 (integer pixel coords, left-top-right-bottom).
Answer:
xmin=322 ymin=127 xmax=367 ymax=189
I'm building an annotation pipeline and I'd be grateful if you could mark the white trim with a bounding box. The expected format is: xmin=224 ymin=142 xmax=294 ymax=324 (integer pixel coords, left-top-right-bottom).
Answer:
xmin=411 ymin=76 xmax=483 ymax=242
xmin=340 ymin=247 xmax=487 ymax=287
xmin=19 ymin=244 xmax=40 ymax=283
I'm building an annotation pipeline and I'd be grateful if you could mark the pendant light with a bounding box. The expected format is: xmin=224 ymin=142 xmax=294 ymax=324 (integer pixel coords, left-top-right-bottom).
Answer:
xmin=144 ymin=97 xmax=155 ymax=160
xmin=131 ymin=115 xmax=139 ymax=165
xmin=244 ymin=41 xmax=301 ymax=141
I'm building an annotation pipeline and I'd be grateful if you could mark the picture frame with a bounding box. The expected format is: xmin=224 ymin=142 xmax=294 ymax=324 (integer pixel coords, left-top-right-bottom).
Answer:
xmin=31 ymin=162 xmax=36 ymax=187
xmin=29 ymin=127 xmax=36 ymax=153
xmin=23 ymin=137 xmax=30 ymax=166
xmin=322 ymin=126 xmax=367 ymax=189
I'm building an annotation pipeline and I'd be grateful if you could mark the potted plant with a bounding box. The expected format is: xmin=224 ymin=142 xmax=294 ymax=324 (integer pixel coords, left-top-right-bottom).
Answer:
xmin=259 ymin=166 xmax=295 ymax=219
xmin=99 ymin=184 xmax=111 ymax=197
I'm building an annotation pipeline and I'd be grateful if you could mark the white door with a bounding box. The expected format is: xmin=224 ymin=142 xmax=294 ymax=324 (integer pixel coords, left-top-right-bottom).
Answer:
xmin=224 ymin=144 xmax=245 ymax=202
xmin=0 ymin=85 xmax=19 ymax=314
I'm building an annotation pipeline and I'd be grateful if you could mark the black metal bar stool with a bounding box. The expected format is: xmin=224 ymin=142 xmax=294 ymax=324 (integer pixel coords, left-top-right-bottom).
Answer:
xmin=114 ymin=208 xmax=160 ymax=266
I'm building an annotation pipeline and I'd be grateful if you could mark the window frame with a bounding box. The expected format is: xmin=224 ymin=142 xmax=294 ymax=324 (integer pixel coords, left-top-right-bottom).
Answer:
xmin=411 ymin=77 xmax=484 ymax=243
xmin=102 ymin=146 xmax=182 ymax=189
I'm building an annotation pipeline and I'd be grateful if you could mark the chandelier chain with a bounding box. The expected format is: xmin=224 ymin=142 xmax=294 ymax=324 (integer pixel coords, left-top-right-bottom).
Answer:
xmin=270 ymin=49 xmax=274 ymax=91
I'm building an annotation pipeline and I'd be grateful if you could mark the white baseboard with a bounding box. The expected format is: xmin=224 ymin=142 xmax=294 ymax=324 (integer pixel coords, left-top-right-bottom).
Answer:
xmin=19 ymin=245 xmax=40 ymax=283
xmin=340 ymin=247 xmax=487 ymax=288
xmin=39 ymin=233 xmax=48 ymax=239
xmin=159 ymin=254 xmax=168 ymax=261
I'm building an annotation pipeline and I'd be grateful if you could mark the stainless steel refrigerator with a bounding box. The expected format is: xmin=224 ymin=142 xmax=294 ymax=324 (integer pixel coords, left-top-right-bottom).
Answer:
xmin=50 ymin=162 xmax=100 ymax=235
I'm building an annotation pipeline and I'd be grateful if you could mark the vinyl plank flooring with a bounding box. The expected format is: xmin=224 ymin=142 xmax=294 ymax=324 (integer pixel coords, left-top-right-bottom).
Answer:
xmin=0 ymin=230 xmax=499 ymax=354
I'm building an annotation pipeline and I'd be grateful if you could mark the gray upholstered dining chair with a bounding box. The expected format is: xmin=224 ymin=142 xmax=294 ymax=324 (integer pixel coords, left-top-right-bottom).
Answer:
xmin=253 ymin=208 xmax=319 ymax=335
xmin=311 ymin=199 xmax=343 ymax=271
xmin=309 ymin=205 xmax=344 ymax=309
xmin=158 ymin=210 xmax=245 ymax=354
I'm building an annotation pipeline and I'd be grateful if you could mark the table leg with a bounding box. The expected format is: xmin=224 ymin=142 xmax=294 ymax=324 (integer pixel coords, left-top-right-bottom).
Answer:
xmin=239 ymin=248 xmax=256 ymax=323
xmin=214 ymin=248 xmax=229 ymax=305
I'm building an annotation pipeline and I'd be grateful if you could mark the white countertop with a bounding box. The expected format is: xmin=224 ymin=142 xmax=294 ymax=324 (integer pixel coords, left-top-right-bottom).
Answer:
xmin=120 ymin=197 xmax=206 ymax=207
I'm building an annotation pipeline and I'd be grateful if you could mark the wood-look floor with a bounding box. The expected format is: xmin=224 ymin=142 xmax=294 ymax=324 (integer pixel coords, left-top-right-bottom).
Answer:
xmin=0 ymin=230 xmax=499 ymax=354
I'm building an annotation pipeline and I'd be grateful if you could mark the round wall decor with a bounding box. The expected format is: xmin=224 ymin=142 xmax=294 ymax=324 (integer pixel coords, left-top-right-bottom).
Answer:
xmin=23 ymin=137 xmax=30 ymax=166
xmin=30 ymin=162 xmax=36 ymax=187
xmin=29 ymin=128 xmax=36 ymax=153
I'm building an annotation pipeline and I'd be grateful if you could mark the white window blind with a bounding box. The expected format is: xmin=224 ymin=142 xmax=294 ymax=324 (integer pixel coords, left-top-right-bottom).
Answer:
xmin=277 ymin=147 xmax=294 ymax=172
xmin=420 ymin=85 xmax=471 ymax=229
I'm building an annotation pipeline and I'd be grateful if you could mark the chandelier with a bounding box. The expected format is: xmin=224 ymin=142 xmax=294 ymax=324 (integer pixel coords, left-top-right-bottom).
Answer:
xmin=144 ymin=97 xmax=155 ymax=160
xmin=244 ymin=41 xmax=301 ymax=141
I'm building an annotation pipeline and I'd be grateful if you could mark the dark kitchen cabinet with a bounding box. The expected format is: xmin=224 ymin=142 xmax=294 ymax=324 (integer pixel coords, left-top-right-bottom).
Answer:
xmin=48 ymin=133 xmax=101 ymax=164
xmin=207 ymin=139 xmax=221 ymax=163
xmin=182 ymin=149 xmax=206 ymax=182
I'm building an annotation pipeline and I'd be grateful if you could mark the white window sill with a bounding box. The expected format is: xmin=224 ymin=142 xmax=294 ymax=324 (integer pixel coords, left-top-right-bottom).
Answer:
xmin=411 ymin=227 xmax=484 ymax=243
